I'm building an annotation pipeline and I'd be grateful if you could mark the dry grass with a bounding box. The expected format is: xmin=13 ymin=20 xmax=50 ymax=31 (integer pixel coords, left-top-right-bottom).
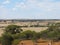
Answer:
xmin=21 ymin=27 xmax=48 ymax=32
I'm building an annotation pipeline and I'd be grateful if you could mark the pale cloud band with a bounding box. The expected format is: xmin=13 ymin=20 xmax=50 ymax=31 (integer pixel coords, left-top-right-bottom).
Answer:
xmin=0 ymin=0 xmax=60 ymax=19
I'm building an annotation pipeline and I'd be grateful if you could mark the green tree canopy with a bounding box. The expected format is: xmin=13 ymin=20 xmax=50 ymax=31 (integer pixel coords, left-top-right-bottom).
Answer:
xmin=40 ymin=23 xmax=60 ymax=41
xmin=5 ymin=25 xmax=23 ymax=34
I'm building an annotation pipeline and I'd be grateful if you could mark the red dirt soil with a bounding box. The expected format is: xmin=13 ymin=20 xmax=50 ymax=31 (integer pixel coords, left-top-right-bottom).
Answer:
xmin=18 ymin=40 xmax=60 ymax=45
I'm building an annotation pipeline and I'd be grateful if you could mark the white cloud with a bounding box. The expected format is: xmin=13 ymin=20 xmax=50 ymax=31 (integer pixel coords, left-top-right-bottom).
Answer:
xmin=0 ymin=0 xmax=60 ymax=19
xmin=16 ymin=2 xmax=26 ymax=8
xmin=0 ymin=6 xmax=9 ymax=19
xmin=12 ymin=8 xmax=16 ymax=11
xmin=27 ymin=0 xmax=37 ymax=3
xmin=12 ymin=0 xmax=60 ymax=12
xmin=12 ymin=2 xmax=27 ymax=11
xmin=2 ymin=0 xmax=10 ymax=4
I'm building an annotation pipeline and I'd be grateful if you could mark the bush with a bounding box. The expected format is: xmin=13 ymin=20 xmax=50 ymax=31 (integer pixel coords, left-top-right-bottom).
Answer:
xmin=1 ymin=33 xmax=13 ymax=45
xmin=12 ymin=33 xmax=20 ymax=39
xmin=0 ymin=37 xmax=2 ymax=43
xmin=20 ymin=30 xmax=40 ymax=41
xmin=12 ymin=39 xmax=20 ymax=45
xmin=19 ymin=33 xmax=26 ymax=40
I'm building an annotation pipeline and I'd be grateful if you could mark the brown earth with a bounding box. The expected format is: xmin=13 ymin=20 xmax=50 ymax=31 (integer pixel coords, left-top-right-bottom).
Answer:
xmin=18 ymin=40 xmax=60 ymax=45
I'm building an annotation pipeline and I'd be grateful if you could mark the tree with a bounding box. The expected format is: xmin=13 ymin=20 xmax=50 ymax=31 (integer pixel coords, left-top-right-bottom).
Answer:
xmin=1 ymin=33 xmax=13 ymax=45
xmin=19 ymin=33 xmax=26 ymax=40
xmin=48 ymin=23 xmax=60 ymax=31
xmin=5 ymin=25 xmax=23 ymax=34
xmin=19 ymin=30 xmax=40 ymax=40
xmin=22 ymin=30 xmax=33 ymax=40
xmin=1 ymin=25 xmax=23 ymax=45
xmin=40 ymin=23 xmax=60 ymax=41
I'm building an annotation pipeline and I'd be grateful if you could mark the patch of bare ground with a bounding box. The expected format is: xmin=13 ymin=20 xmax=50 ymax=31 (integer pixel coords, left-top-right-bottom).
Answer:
xmin=18 ymin=40 xmax=34 ymax=45
xmin=18 ymin=39 xmax=60 ymax=45
xmin=52 ymin=41 xmax=60 ymax=45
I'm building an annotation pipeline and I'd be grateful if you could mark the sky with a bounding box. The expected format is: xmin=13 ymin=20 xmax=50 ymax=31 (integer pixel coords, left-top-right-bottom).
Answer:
xmin=0 ymin=0 xmax=60 ymax=19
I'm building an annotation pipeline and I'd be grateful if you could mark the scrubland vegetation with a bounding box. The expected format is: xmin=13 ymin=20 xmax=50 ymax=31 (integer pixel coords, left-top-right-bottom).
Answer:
xmin=0 ymin=23 xmax=60 ymax=45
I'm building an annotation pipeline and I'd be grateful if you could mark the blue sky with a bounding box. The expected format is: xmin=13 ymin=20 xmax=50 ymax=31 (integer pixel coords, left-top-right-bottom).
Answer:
xmin=0 ymin=0 xmax=60 ymax=19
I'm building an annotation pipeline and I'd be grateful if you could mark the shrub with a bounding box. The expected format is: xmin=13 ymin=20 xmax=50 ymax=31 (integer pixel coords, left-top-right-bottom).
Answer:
xmin=12 ymin=39 xmax=20 ymax=45
xmin=1 ymin=33 xmax=13 ymax=45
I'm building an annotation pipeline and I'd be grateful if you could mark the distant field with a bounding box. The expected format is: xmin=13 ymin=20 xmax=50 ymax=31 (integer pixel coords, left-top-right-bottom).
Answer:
xmin=0 ymin=19 xmax=60 ymax=36
xmin=21 ymin=27 xmax=48 ymax=32
xmin=0 ymin=28 xmax=4 ymax=36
